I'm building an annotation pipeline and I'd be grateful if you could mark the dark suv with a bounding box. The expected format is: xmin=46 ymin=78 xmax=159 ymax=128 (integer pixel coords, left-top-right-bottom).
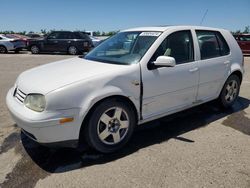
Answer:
xmin=27 ymin=31 xmax=93 ymax=55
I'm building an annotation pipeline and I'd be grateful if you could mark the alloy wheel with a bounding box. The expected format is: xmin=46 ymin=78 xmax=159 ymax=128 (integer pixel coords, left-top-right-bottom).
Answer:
xmin=224 ymin=80 xmax=238 ymax=103
xmin=97 ymin=107 xmax=129 ymax=145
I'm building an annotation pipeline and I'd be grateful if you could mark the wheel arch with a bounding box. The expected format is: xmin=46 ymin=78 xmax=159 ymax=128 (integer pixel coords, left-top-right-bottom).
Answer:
xmin=78 ymin=95 xmax=139 ymax=143
xmin=230 ymin=70 xmax=243 ymax=84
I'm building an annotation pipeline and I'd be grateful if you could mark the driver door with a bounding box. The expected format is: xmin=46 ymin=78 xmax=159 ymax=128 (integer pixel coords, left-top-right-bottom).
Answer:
xmin=142 ymin=30 xmax=199 ymax=119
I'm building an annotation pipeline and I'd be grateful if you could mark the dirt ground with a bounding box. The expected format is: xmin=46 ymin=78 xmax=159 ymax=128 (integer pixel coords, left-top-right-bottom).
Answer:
xmin=0 ymin=52 xmax=249 ymax=188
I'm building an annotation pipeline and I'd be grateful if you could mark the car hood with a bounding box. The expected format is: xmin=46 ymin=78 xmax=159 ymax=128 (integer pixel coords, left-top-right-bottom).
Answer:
xmin=17 ymin=57 xmax=128 ymax=94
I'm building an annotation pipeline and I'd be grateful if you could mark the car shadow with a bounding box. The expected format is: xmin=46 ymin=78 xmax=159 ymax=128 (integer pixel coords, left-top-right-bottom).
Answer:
xmin=21 ymin=96 xmax=250 ymax=173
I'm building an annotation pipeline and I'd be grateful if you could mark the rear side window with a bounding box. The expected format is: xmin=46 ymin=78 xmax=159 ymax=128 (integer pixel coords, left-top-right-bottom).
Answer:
xmin=74 ymin=32 xmax=90 ymax=40
xmin=196 ymin=30 xmax=230 ymax=60
xmin=216 ymin=32 xmax=230 ymax=56
xmin=74 ymin=32 xmax=83 ymax=39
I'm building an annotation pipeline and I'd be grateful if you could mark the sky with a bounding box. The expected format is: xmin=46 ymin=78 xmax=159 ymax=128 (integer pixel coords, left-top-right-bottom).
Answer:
xmin=0 ymin=0 xmax=249 ymax=32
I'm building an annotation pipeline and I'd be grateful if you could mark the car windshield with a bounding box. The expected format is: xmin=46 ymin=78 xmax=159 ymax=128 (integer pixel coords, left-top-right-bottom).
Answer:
xmin=84 ymin=31 xmax=161 ymax=65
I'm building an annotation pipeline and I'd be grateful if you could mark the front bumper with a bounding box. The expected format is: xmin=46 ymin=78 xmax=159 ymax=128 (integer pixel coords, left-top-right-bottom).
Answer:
xmin=6 ymin=87 xmax=82 ymax=147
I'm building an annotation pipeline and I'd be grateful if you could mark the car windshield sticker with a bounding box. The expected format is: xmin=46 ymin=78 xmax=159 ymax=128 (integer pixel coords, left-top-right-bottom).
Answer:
xmin=139 ymin=32 xmax=161 ymax=37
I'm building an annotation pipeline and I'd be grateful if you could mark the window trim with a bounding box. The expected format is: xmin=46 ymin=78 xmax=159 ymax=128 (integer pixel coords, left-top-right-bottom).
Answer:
xmin=147 ymin=29 xmax=195 ymax=70
xmin=195 ymin=30 xmax=230 ymax=60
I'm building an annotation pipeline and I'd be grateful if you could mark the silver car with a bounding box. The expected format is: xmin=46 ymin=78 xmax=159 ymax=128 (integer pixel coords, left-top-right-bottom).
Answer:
xmin=0 ymin=34 xmax=26 ymax=53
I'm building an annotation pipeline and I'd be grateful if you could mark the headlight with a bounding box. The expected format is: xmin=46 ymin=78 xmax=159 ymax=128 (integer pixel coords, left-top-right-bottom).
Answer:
xmin=24 ymin=94 xmax=46 ymax=112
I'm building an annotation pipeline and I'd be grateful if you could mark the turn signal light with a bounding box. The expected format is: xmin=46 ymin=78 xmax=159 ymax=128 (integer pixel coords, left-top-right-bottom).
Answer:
xmin=59 ymin=117 xmax=74 ymax=124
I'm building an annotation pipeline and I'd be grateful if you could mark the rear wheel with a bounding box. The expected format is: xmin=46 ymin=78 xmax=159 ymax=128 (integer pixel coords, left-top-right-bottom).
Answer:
xmin=0 ymin=46 xmax=7 ymax=54
xmin=84 ymin=99 xmax=136 ymax=153
xmin=30 ymin=45 xmax=40 ymax=54
xmin=68 ymin=46 xmax=78 ymax=55
xmin=218 ymin=75 xmax=240 ymax=108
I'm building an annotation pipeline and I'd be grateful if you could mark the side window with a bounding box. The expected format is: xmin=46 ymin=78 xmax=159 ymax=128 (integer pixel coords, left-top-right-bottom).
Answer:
xmin=244 ymin=36 xmax=250 ymax=41
xmin=239 ymin=36 xmax=245 ymax=41
xmin=57 ymin=32 xmax=73 ymax=39
xmin=215 ymin=32 xmax=230 ymax=56
xmin=151 ymin=30 xmax=194 ymax=64
xmin=47 ymin=32 xmax=60 ymax=39
xmin=196 ymin=30 xmax=230 ymax=59
xmin=74 ymin=32 xmax=85 ymax=39
xmin=66 ymin=32 xmax=75 ymax=39
xmin=196 ymin=31 xmax=221 ymax=59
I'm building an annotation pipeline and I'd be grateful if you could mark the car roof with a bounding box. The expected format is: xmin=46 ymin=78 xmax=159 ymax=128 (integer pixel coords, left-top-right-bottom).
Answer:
xmin=234 ymin=33 xmax=250 ymax=36
xmin=0 ymin=34 xmax=7 ymax=38
xmin=122 ymin=25 xmax=227 ymax=32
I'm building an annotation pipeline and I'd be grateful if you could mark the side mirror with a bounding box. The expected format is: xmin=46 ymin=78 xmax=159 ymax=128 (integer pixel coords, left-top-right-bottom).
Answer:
xmin=153 ymin=56 xmax=176 ymax=68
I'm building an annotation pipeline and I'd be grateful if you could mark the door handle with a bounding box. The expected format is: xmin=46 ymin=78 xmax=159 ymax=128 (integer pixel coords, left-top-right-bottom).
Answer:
xmin=189 ymin=67 xmax=199 ymax=73
xmin=223 ymin=61 xmax=230 ymax=65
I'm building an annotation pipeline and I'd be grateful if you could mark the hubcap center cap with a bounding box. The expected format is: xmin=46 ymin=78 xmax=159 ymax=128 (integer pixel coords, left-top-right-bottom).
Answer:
xmin=108 ymin=119 xmax=120 ymax=133
xmin=229 ymin=88 xmax=234 ymax=95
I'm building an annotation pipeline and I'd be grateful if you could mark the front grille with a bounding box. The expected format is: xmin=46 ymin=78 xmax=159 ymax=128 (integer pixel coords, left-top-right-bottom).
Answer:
xmin=14 ymin=88 xmax=27 ymax=103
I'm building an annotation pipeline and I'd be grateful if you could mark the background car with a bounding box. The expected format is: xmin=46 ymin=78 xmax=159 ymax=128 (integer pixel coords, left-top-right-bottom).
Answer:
xmin=233 ymin=34 xmax=250 ymax=54
xmin=26 ymin=33 xmax=44 ymax=39
xmin=4 ymin=34 xmax=30 ymax=49
xmin=27 ymin=31 xmax=93 ymax=55
xmin=89 ymin=36 xmax=102 ymax=47
xmin=0 ymin=34 xmax=26 ymax=53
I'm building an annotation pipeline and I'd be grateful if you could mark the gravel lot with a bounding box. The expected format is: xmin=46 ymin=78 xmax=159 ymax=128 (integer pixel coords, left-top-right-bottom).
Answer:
xmin=0 ymin=52 xmax=250 ymax=188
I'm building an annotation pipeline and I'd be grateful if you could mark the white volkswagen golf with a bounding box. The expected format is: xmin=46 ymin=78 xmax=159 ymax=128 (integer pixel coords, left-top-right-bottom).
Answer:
xmin=6 ymin=26 xmax=244 ymax=153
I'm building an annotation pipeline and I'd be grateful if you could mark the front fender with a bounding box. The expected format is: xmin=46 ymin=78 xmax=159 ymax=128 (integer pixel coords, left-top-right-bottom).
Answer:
xmin=78 ymin=85 xmax=140 ymax=124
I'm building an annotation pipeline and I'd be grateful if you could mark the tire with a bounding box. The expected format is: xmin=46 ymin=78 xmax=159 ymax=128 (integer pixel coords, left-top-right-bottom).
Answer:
xmin=30 ymin=45 xmax=40 ymax=54
xmin=0 ymin=45 xmax=7 ymax=54
xmin=218 ymin=75 xmax=240 ymax=108
xmin=68 ymin=46 xmax=78 ymax=55
xmin=84 ymin=99 xmax=136 ymax=153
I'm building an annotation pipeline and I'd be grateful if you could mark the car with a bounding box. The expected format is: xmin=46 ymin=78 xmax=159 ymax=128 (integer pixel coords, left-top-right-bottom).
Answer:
xmin=6 ymin=26 xmax=244 ymax=153
xmin=233 ymin=34 xmax=250 ymax=54
xmin=26 ymin=33 xmax=44 ymax=39
xmin=27 ymin=31 xmax=93 ymax=55
xmin=0 ymin=34 xmax=26 ymax=53
xmin=4 ymin=34 xmax=30 ymax=49
xmin=89 ymin=36 xmax=102 ymax=47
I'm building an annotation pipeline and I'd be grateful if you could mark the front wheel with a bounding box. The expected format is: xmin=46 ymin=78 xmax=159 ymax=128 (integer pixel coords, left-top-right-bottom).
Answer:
xmin=84 ymin=99 xmax=136 ymax=153
xmin=218 ymin=75 xmax=240 ymax=108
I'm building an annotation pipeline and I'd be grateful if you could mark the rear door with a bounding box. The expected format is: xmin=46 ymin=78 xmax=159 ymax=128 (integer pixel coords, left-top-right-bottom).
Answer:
xmin=56 ymin=32 xmax=73 ymax=52
xmin=195 ymin=30 xmax=231 ymax=101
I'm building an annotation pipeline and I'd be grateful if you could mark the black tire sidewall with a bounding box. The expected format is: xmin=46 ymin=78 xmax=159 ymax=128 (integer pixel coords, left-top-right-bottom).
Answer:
xmin=68 ymin=46 xmax=78 ymax=55
xmin=0 ymin=46 xmax=7 ymax=53
xmin=86 ymin=99 xmax=136 ymax=153
xmin=219 ymin=75 xmax=240 ymax=108
xmin=31 ymin=45 xmax=39 ymax=54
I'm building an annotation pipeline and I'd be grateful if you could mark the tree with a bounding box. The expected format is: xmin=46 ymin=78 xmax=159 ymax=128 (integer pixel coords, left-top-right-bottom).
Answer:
xmin=243 ymin=26 xmax=250 ymax=34
xmin=41 ymin=29 xmax=47 ymax=34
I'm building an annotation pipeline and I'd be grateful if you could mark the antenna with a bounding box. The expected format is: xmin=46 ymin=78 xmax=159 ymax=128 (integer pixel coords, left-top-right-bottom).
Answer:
xmin=200 ymin=9 xmax=208 ymax=25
